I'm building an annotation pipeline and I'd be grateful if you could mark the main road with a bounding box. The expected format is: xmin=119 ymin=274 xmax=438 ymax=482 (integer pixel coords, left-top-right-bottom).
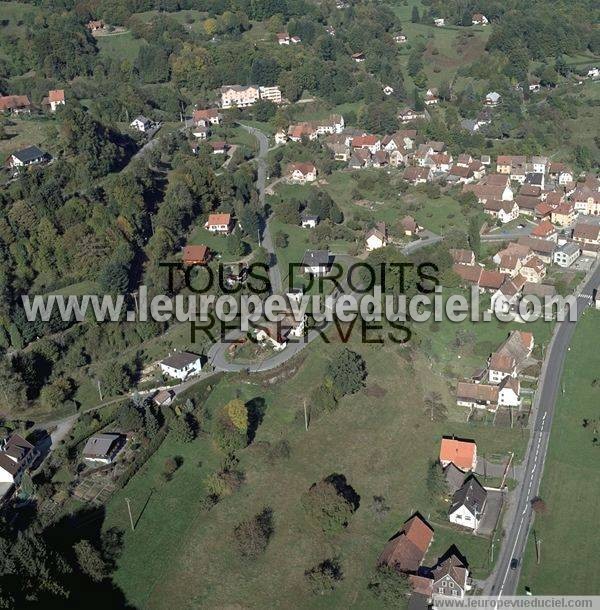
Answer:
xmin=485 ymin=262 xmax=600 ymax=596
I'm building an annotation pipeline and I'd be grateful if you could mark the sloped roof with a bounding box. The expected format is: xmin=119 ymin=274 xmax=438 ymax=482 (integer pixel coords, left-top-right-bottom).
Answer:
xmin=378 ymin=514 xmax=434 ymax=573
xmin=432 ymin=554 xmax=468 ymax=589
xmin=302 ymin=249 xmax=330 ymax=267
xmin=82 ymin=433 xmax=123 ymax=458
xmin=183 ymin=244 xmax=210 ymax=263
xmin=444 ymin=463 xmax=467 ymax=493
xmin=450 ymin=249 xmax=474 ymax=265
xmin=456 ymin=381 xmax=498 ymax=403
xmin=0 ymin=95 xmax=30 ymax=111
xmin=439 ymin=438 xmax=476 ymax=471
xmin=206 ymin=213 xmax=231 ymax=226
xmin=450 ymin=475 xmax=487 ymax=517
xmin=161 ymin=351 xmax=201 ymax=369
xmin=11 ymin=145 xmax=47 ymax=164
xmin=48 ymin=89 xmax=65 ymax=103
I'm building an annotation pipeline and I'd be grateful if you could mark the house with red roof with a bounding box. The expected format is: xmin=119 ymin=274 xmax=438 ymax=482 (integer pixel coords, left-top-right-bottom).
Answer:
xmin=182 ymin=245 xmax=211 ymax=265
xmin=288 ymin=162 xmax=317 ymax=183
xmin=439 ymin=437 xmax=477 ymax=470
xmin=193 ymin=108 xmax=221 ymax=126
xmin=205 ymin=213 xmax=234 ymax=234
xmin=378 ymin=514 xmax=434 ymax=574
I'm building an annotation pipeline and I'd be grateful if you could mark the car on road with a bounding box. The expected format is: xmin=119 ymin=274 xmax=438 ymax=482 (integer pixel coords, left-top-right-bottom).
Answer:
xmin=510 ymin=558 xmax=520 ymax=569
xmin=517 ymin=224 xmax=525 ymax=229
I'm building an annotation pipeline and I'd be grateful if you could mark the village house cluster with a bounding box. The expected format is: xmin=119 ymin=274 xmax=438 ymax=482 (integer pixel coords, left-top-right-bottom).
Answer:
xmin=2 ymin=89 xmax=65 ymax=173
xmin=456 ymin=331 xmax=535 ymax=413
xmin=376 ymin=430 xmax=508 ymax=605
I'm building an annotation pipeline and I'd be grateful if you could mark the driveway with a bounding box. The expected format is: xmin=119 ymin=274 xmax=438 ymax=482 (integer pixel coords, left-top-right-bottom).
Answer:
xmin=402 ymin=230 xmax=442 ymax=255
xmin=476 ymin=488 xmax=505 ymax=537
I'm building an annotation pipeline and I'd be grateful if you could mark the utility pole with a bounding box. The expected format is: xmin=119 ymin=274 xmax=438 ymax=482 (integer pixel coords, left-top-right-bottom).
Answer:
xmin=125 ymin=497 xmax=135 ymax=532
xmin=536 ymin=538 xmax=542 ymax=564
xmin=501 ymin=452 xmax=514 ymax=488
xmin=490 ymin=541 xmax=495 ymax=565
xmin=303 ymin=399 xmax=309 ymax=431
xmin=97 ymin=379 xmax=103 ymax=401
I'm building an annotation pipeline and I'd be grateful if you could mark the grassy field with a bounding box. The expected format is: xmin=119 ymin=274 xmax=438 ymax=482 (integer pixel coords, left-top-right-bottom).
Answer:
xmin=553 ymin=80 xmax=600 ymax=164
xmin=96 ymin=31 xmax=147 ymax=62
xmin=0 ymin=1 xmax=39 ymax=34
xmin=186 ymin=225 xmax=251 ymax=263
xmin=518 ymin=309 xmax=600 ymax=594
xmin=103 ymin=310 xmax=531 ymax=608
xmin=388 ymin=0 xmax=490 ymax=89
xmin=0 ymin=117 xmax=56 ymax=159
xmin=321 ymin=170 xmax=478 ymax=235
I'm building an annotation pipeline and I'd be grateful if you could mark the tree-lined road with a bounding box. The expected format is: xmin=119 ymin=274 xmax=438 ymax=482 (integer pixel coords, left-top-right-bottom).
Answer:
xmin=239 ymin=124 xmax=282 ymax=293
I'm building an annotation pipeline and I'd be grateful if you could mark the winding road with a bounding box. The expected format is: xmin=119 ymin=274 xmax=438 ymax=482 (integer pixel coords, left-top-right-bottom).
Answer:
xmin=239 ymin=124 xmax=282 ymax=293
xmin=485 ymin=261 xmax=600 ymax=596
xmin=25 ymin=124 xmax=600 ymax=598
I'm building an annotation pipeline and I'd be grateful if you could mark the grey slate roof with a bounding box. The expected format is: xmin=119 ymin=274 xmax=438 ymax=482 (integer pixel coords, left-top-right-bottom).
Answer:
xmin=449 ymin=475 xmax=487 ymax=517
xmin=443 ymin=463 xmax=466 ymax=493
xmin=301 ymin=250 xmax=330 ymax=268
xmin=161 ymin=351 xmax=201 ymax=370
xmin=82 ymin=433 xmax=123 ymax=459
xmin=12 ymin=145 xmax=46 ymax=163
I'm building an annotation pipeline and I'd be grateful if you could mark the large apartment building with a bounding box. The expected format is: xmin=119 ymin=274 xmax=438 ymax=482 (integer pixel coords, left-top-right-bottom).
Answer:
xmin=220 ymin=84 xmax=282 ymax=108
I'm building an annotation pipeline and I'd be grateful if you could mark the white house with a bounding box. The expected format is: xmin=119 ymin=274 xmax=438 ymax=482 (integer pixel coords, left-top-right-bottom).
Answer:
xmin=275 ymin=130 xmax=287 ymax=145
xmin=484 ymin=91 xmax=501 ymax=107
xmin=288 ymin=162 xmax=317 ymax=183
xmin=255 ymin=313 xmax=305 ymax=351
xmin=424 ymin=88 xmax=439 ymax=105
xmin=471 ymin=13 xmax=488 ymax=26
xmin=553 ymin=242 xmax=581 ymax=268
xmin=483 ymin=199 xmax=519 ymax=224
xmin=448 ymin=476 xmax=487 ymax=531
xmin=160 ymin=351 xmax=203 ymax=380
xmin=192 ymin=108 xmax=221 ymax=126
xmin=47 ymin=89 xmax=65 ymax=112
xmin=9 ymin=146 xmax=48 ymax=170
xmin=0 ymin=434 xmax=37 ymax=487
xmin=300 ymin=211 xmax=319 ymax=228
xmin=205 ymin=213 xmax=233 ymax=234
xmin=365 ymin=223 xmax=387 ymax=250
xmin=130 ymin=115 xmax=152 ymax=132
xmin=301 ymin=250 xmax=331 ymax=275
xmin=529 ymin=156 xmax=548 ymax=174
xmin=498 ymin=376 xmax=521 ymax=407
xmin=432 ymin=554 xmax=471 ymax=601
xmin=434 ymin=18 xmax=445 ymax=27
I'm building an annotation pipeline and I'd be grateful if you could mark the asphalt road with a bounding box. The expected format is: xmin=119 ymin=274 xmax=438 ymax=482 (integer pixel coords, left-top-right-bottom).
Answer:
xmin=486 ymin=262 xmax=600 ymax=596
xmin=239 ymin=124 xmax=282 ymax=293
xmin=481 ymin=227 xmax=534 ymax=242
